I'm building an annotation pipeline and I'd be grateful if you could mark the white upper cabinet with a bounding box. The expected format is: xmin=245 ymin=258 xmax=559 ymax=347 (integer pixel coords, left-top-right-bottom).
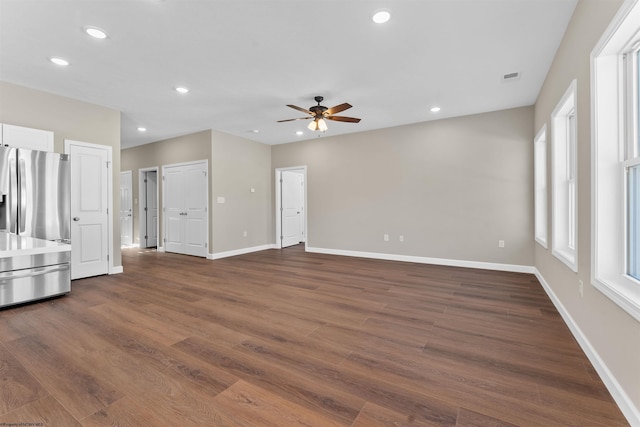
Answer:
xmin=1 ymin=124 xmax=54 ymax=152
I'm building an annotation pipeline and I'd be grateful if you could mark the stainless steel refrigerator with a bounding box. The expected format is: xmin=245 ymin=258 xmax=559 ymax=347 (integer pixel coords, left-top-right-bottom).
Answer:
xmin=0 ymin=146 xmax=71 ymax=307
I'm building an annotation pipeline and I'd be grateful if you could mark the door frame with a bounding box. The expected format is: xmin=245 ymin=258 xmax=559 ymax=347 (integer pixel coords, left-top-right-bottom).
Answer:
xmin=138 ymin=166 xmax=159 ymax=249
xmin=120 ymin=170 xmax=133 ymax=247
xmin=275 ymin=166 xmax=307 ymax=249
xmin=63 ymin=139 xmax=118 ymax=275
xmin=161 ymin=159 xmax=209 ymax=256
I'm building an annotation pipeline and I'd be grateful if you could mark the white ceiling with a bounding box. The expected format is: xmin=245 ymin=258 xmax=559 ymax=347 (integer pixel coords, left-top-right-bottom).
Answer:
xmin=0 ymin=0 xmax=577 ymax=149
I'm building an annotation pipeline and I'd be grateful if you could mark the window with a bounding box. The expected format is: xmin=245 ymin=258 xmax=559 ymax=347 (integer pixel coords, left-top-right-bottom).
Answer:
xmin=534 ymin=125 xmax=548 ymax=247
xmin=592 ymin=0 xmax=640 ymax=321
xmin=627 ymin=47 xmax=640 ymax=280
xmin=551 ymin=80 xmax=578 ymax=272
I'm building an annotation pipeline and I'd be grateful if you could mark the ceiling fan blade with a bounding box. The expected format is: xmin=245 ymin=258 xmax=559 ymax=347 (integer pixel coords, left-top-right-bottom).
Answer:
xmin=277 ymin=117 xmax=313 ymax=123
xmin=286 ymin=104 xmax=312 ymax=114
xmin=325 ymin=103 xmax=352 ymax=115
xmin=326 ymin=115 xmax=361 ymax=123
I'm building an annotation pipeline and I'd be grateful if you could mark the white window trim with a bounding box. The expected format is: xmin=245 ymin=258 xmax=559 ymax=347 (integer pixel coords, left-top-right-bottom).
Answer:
xmin=591 ymin=0 xmax=640 ymax=322
xmin=551 ymin=79 xmax=578 ymax=272
xmin=534 ymin=125 xmax=548 ymax=248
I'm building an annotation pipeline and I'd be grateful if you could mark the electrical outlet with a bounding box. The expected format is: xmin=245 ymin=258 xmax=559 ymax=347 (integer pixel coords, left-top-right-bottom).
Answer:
xmin=399 ymin=235 xmax=404 ymax=242
xmin=243 ymin=231 xmax=248 ymax=237
xmin=383 ymin=234 xmax=389 ymax=242
xmin=498 ymin=240 xmax=505 ymax=248
xmin=578 ymin=280 xmax=584 ymax=297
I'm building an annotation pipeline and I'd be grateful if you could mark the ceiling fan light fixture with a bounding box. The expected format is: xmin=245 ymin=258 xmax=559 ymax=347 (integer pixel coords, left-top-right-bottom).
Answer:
xmin=281 ymin=96 xmax=360 ymax=132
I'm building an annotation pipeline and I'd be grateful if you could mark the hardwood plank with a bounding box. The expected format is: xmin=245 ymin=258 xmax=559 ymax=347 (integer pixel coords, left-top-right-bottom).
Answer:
xmin=212 ymin=380 xmax=348 ymax=426
xmin=89 ymin=302 xmax=190 ymax=346
xmin=455 ymin=407 xmax=518 ymax=427
xmin=5 ymin=335 xmax=123 ymax=420
xmin=233 ymin=337 xmax=460 ymax=426
xmin=352 ymin=402 xmax=435 ymax=427
xmin=0 ymin=395 xmax=81 ymax=427
xmin=0 ymin=343 xmax=48 ymax=416
xmin=173 ymin=335 xmax=365 ymax=425
xmin=82 ymin=398 xmax=177 ymax=427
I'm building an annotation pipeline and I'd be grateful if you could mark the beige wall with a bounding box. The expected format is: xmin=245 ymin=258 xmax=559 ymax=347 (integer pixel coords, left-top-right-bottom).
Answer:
xmin=273 ymin=106 xmax=534 ymax=267
xmin=211 ymin=130 xmax=272 ymax=253
xmin=121 ymin=130 xmax=212 ymax=249
xmin=121 ymin=129 xmax=273 ymax=255
xmin=0 ymin=81 xmax=122 ymax=268
xmin=533 ymin=0 xmax=640 ymax=419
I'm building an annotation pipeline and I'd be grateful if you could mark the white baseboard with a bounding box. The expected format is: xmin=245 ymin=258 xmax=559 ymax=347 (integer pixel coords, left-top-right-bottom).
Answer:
xmin=157 ymin=246 xmax=165 ymax=253
xmin=535 ymin=269 xmax=640 ymax=427
xmin=208 ymin=244 xmax=276 ymax=260
xmin=305 ymin=246 xmax=535 ymax=274
xmin=109 ymin=265 xmax=123 ymax=274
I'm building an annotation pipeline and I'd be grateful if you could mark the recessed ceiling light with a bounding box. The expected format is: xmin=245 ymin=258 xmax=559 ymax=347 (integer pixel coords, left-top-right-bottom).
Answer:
xmin=296 ymin=131 xmax=304 ymax=136
xmin=251 ymin=129 xmax=260 ymax=133
xmin=49 ymin=57 xmax=69 ymax=66
xmin=175 ymin=87 xmax=189 ymax=94
xmin=137 ymin=127 xmax=147 ymax=132
xmin=83 ymin=26 xmax=108 ymax=39
xmin=372 ymin=10 xmax=391 ymax=24
xmin=430 ymin=106 xmax=441 ymax=113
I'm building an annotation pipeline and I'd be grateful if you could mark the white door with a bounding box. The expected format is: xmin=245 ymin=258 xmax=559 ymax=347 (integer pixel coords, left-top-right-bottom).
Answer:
xmin=120 ymin=171 xmax=133 ymax=246
xmin=68 ymin=143 xmax=109 ymax=279
xmin=163 ymin=161 xmax=207 ymax=257
xmin=140 ymin=171 xmax=158 ymax=248
xmin=182 ymin=163 xmax=208 ymax=256
xmin=281 ymin=171 xmax=304 ymax=248
xmin=164 ymin=166 xmax=185 ymax=254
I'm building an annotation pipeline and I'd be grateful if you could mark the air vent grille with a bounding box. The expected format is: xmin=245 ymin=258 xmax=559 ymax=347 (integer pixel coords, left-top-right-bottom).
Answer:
xmin=503 ymin=72 xmax=520 ymax=81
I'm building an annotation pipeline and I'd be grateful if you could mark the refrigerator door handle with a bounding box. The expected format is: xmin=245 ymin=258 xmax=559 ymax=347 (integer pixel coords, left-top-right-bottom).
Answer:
xmin=18 ymin=157 xmax=27 ymax=233
xmin=9 ymin=159 xmax=18 ymax=234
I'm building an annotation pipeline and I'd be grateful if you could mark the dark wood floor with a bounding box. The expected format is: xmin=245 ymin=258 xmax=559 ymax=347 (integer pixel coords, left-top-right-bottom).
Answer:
xmin=0 ymin=245 xmax=629 ymax=426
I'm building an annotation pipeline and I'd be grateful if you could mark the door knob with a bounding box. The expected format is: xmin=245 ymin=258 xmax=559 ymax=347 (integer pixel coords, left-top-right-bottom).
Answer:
xmin=73 ymin=217 xmax=80 ymax=221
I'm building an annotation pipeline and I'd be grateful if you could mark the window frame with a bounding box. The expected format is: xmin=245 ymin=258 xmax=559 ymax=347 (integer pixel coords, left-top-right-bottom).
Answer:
xmin=591 ymin=0 xmax=640 ymax=322
xmin=534 ymin=125 xmax=548 ymax=248
xmin=551 ymin=79 xmax=578 ymax=272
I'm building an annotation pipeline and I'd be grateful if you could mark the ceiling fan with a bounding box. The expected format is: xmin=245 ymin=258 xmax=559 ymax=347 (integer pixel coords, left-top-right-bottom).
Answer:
xmin=278 ymin=96 xmax=361 ymax=132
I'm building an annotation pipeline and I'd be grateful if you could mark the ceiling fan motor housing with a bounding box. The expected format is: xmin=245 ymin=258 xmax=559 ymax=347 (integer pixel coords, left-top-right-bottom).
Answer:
xmin=310 ymin=96 xmax=328 ymax=117
xmin=310 ymin=105 xmax=328 ymax=117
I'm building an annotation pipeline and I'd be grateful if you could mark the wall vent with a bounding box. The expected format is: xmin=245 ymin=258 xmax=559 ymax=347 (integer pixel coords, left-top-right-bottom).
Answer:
xmin=503 ymin=72 xmax=520 ymax=81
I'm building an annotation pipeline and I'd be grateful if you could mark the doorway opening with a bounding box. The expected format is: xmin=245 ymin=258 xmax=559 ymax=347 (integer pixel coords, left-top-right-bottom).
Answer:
xmin=275 ymin=166 xmax=307 ymax=249
xmin=139 ymin=167 xmax=159 ymax=249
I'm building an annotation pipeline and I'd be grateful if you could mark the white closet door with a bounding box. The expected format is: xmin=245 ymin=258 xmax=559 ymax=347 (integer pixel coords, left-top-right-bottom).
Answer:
xmin=163 ymin=161 xmax=208 ymax=257
xmin=164 ymin=167 xmax=185 ymax=254
xmin=182 ymin=163 xmax=207 ymax=257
